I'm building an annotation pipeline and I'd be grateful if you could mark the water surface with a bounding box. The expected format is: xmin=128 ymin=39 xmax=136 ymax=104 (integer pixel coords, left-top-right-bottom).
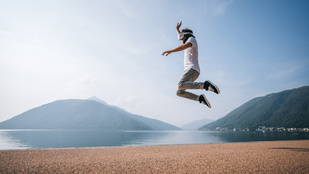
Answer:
xmin=0 ymin=129 xmax=308 ymax=150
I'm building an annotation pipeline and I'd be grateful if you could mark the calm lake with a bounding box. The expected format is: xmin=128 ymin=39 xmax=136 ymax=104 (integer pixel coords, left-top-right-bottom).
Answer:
xmin=1 ymin=129 xmax=309 ymax=150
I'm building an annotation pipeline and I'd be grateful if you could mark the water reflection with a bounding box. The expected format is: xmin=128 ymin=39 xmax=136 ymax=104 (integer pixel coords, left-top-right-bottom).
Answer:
xmin=128 ymin=131 xmax=226 ymax=146
xmin=0 ymin=130 xmax=308 ymax=150
xmin=0 ymin=131 xmax=30 ymax=150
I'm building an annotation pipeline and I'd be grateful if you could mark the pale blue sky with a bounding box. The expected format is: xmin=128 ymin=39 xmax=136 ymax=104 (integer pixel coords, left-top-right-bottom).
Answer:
xmin=1 ymin=0 xmax=308 ymax=126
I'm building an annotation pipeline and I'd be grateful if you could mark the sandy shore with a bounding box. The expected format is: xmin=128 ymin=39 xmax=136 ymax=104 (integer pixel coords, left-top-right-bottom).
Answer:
xmin=1 ymin=140 xmax=308 ymax=173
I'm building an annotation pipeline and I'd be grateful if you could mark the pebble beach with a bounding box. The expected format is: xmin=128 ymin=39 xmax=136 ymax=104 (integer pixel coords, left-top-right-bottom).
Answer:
xmin=1 ymin=140 xmax=308 ymax=173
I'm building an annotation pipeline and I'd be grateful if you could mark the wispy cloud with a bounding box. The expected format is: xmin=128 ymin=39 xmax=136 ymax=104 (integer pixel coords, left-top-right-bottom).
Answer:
xmin=65 ymin=76 xmax=101 ymax=93
xmin=115 ymin=0 xmax=139 ymax=19
xmin=0 ymin=30 xmax=17 ymax=38
xmin=213 ymin=0 xmax=234 ymax=16
xmin=268 ymin=68 xmax=296 ymax=81
xmin=267 ymin=62 xmax=303 ymax=81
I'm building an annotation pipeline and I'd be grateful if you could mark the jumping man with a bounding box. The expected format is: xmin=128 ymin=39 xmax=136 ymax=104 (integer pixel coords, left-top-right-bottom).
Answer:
xmin=162 ymin=21 xmax=220 ymax=108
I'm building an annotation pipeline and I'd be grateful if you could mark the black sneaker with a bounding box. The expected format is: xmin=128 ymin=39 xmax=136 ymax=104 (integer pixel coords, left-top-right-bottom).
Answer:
xmin=199 ymin=94 xmax=211 ymax=108
xmin=204 ymin=80 xmax=220 ymax=94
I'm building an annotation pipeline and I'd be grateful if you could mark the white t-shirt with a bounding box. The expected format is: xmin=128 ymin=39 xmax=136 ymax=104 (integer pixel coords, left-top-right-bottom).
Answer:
xmin=184 ymin=37 xmax=200 ymax=73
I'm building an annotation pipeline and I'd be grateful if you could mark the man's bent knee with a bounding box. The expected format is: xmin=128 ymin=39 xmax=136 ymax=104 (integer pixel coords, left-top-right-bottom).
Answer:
xmin=178 ymin=81 xmax=185 ymax=90
xmin=176 ymin=89 xmax=185 ymax=97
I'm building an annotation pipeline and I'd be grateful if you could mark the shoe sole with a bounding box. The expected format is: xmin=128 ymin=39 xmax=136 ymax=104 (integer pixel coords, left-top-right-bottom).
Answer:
xmin=201 ymin=94 xmax=211 ymax=108
xmin=207 ymin=80 xmax=220 ymax=94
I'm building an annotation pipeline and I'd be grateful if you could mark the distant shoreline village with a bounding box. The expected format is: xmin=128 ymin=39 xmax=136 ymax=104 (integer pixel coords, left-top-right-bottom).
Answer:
xmin=202 ymin=126 xmax=309 ymax=132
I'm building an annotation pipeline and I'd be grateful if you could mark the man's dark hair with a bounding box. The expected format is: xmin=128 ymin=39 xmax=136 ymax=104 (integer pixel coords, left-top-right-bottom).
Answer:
xmin=181 ymin=28 xmax=195 ymax=44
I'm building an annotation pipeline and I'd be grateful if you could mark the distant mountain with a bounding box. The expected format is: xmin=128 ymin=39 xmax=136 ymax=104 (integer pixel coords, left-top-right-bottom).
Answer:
xmin=199 ymin=86 xmax=309 ymax=130
xmin=87 ymin=97 xmax=181 ymax=130
xmin=181 ymin=119 xmax=214 ymax=130
xmin=0 ymin=98 xmax=180 ymax=130
xmin=88 ymin=96 xmax=109 ymax=106
xmin=88 ymin=96 xmax=127 ymax=113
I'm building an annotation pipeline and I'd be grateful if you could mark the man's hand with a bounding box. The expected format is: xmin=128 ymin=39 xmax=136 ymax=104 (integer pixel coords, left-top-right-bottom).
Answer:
xmin=176 ymin=21 xmax=182 ymax=30
xmin=176 ymin=21 xmax=182 ymax=34
xmin=162 ymin=50 xmax=172 ymax=56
